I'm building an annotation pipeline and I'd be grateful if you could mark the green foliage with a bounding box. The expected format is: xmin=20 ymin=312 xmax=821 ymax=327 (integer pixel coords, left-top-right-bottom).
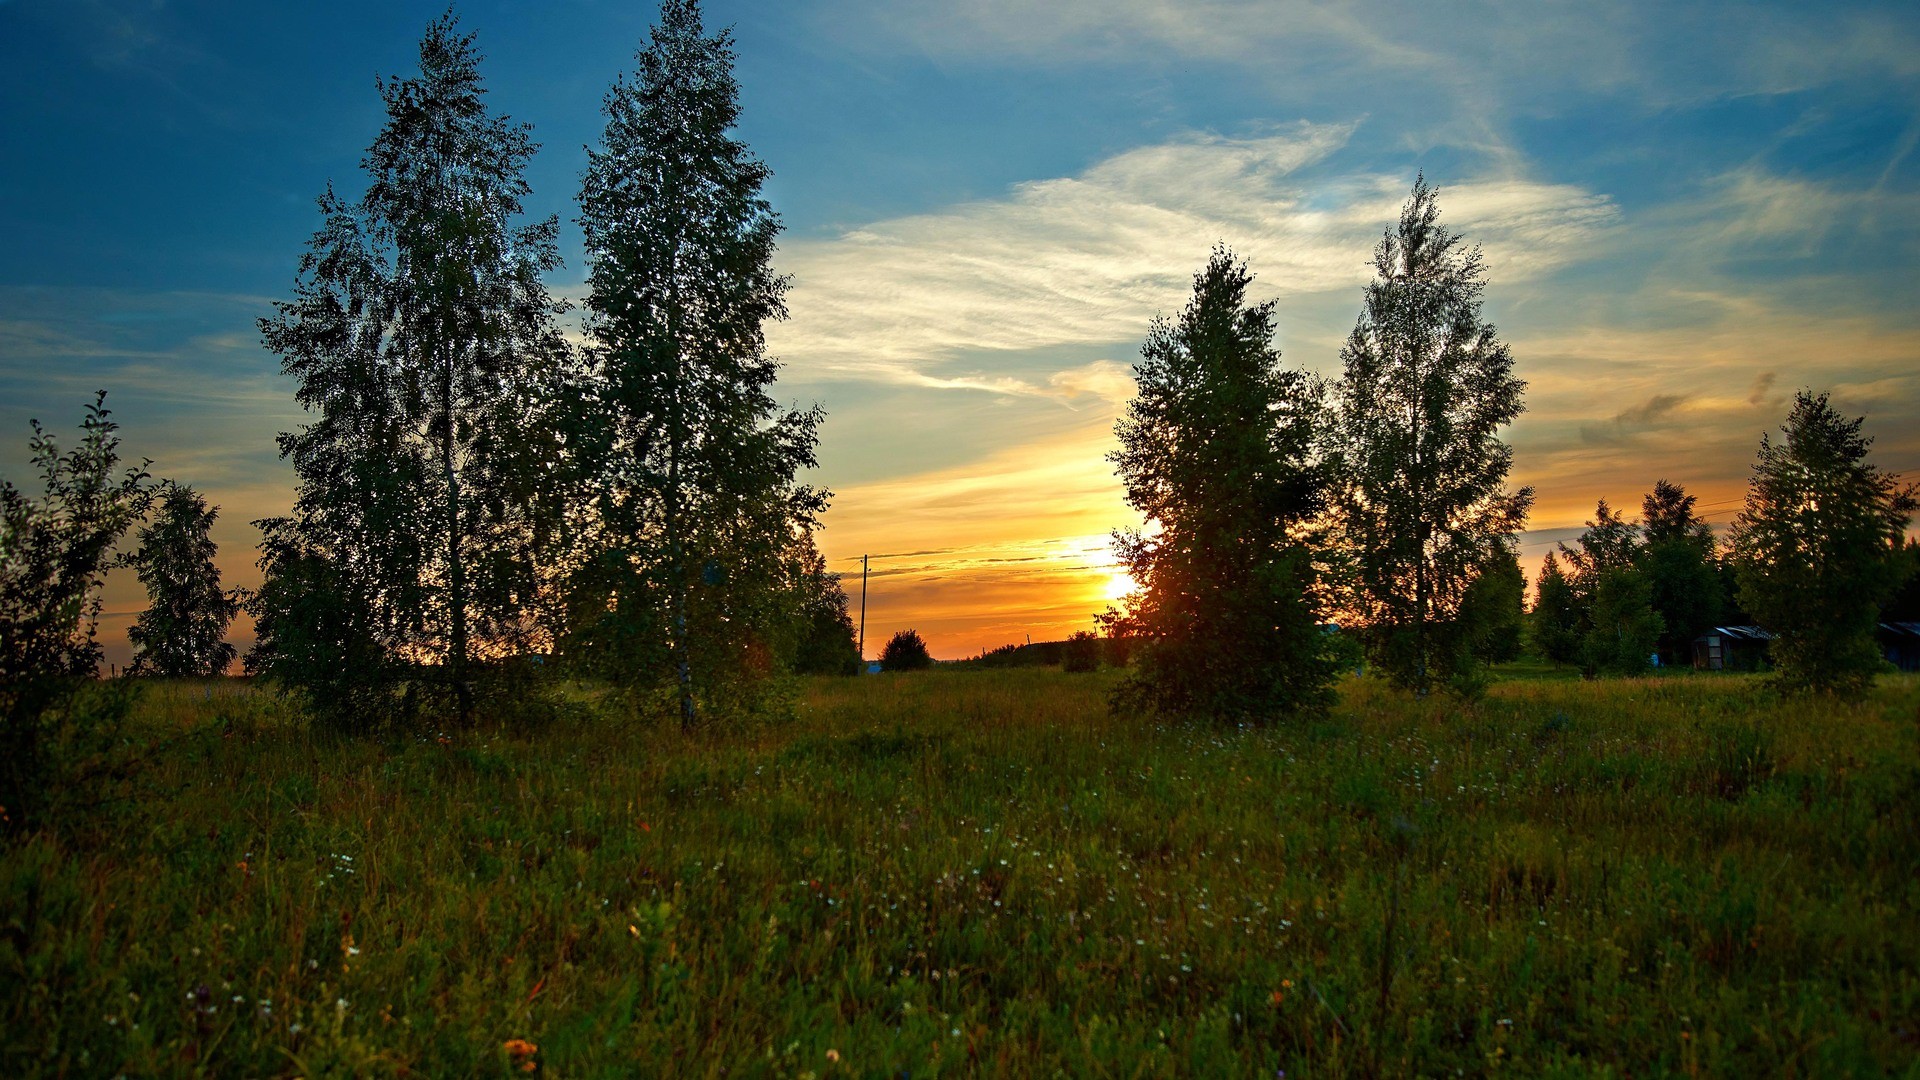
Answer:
xmin=565 ymin=0 xmax=825 ymax=729
xmin=243 ymin=524 xmax=395 ymax=732
xmin=257 ymin=14 xmax=569 ymax=724
xmin=1886 ymin=539 xmax=1920 ymax=621
xmin=1581 ymin=567 xmax=1664 ymax=675
xmin=0 ymin=393 xmax=153 ymax=831
xmin=879 ymin=628 xmax=933 ymax=672
xmin=958 ymin=641 xmax=1074 ymax=669
xmin=785 ymin=534 xmax=860 ymax=677
xmin=1637 ymin=480 xmax=1723 ymax=665
xmin=1556 ymin=500 xmax=1664 ymax=675
xmin=5 ymin=672 xmax=1918 ymax=1075
xmin=1333 ymin=176 xmax=1534 ymax=694
xmin=1528 ymin=550 xmax=1581 ymax=664
xmin=1455 ymin=546 xmax=1525 ymax=670
xmin=1106 ymin=247 xmax=1338 ymax=722
xmin=125 ymin=484 xmax=238 ymax=678
xmin=1730 ymin=390 xmax=1917 ymax=696
xmin=1061 ymin=630 xmax=1101 ymax=673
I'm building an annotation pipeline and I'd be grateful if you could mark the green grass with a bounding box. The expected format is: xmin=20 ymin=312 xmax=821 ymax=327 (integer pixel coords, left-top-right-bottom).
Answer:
xmin=4 ymin=669 xmax=1919 ymax=1076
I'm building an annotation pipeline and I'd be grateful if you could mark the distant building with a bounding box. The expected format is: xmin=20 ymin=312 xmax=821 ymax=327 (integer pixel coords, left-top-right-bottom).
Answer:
xmin=1880 ymin=622 xmax=1920 ymax=671
xmin=1691 ymin=626 xmax=1773 ymax=671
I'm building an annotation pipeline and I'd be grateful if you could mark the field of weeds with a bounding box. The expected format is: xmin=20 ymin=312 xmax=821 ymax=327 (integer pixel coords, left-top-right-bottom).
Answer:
xmin=4 ymin=669 xmax=1918 ymax=1076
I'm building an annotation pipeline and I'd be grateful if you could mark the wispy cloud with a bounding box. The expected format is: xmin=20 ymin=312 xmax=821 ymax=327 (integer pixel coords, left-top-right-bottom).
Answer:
xmin=772 ymin=124 xmax=1618 ymax=390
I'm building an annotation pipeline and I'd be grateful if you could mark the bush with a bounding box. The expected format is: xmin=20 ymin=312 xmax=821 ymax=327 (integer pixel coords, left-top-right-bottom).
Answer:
xmin=880 ymin=629 xmax=933 ymax=672
xmin=0 ymin=393 xmax=153 ymax=832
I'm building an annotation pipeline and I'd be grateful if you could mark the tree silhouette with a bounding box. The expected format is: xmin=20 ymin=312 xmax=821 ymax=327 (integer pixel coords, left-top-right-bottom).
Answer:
xmin=880 ymin=629 xmax=933 ymax=672
xmin=1637 ymin=479 xmax=1721 ymax=664
xmin=1529 ymin=550 xmax=1580 ymax=664
xmin=1730 ymin=390 xmax=1916 ymax=695
xmin=1106 ymin=247 xmax=1338 ymax=722
xmin=127 ymin=484 xmax=238 ymax=678
xmin=1332 ymin=176 xmax=1533 ymax=693
xmin=568 ymin=0 xmax=825 ymax=728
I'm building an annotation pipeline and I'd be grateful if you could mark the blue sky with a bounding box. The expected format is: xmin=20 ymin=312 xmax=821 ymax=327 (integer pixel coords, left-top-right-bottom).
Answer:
xmin=4 ymin=0 xmax=1917 ymax=661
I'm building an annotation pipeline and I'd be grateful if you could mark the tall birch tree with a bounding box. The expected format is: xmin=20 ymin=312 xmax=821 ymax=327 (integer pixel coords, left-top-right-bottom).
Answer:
xmin=257 ymin=14 xmax=566 ymax=721
xmin=571 ymin=0 xmax=824 ymax=729
xmin=1332 ymin=176 xmax=1533 ymax=693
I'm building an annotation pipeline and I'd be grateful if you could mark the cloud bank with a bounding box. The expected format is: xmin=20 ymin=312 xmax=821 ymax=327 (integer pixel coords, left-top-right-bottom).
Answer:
xmin=771 ymin=124 xmax=1619 ymax=390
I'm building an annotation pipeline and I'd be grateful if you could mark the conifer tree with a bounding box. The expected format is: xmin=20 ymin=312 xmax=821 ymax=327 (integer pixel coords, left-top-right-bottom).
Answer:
xmin=1730 ymin=390 xmax=1916 ymax=695
xmin=569 ymin=0 xmax=825 ymax=729
xmin=1529 ymin=550 xmax=1580 ymax=664
xmin=1332 ymin=176 xmax=1532 ymax=693
xmin=127 ymin=484 xmax=237 ymax=678
xmin=1637 ymin=479 xmax=1721 ymax=663
xmin=256 ymin=14 xmax=566 ymax=721
xmin=1106 ymin=247 xmax=1338 ymax=722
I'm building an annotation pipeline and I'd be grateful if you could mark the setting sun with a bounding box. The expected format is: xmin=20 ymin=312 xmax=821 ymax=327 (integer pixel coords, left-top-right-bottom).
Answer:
xmin=1102 ymin=569 xmax=1136 ymax=602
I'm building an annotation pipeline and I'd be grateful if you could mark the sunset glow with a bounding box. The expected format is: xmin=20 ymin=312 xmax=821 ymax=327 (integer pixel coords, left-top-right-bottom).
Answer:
xmin=2 ymin=1 xmax=1915 ymax=666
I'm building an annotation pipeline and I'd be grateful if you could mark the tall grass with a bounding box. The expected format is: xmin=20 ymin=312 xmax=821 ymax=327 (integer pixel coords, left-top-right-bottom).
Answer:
xmin=3 ymin=669 xmax=1917 ymax=1076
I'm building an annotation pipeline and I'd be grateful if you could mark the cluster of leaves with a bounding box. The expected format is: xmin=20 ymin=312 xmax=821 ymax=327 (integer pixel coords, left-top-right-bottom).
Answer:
xmin=1061 ymin=630 xmax=1102 ymax=673
xmin=0 ymin=393 xmax=152 ymax=831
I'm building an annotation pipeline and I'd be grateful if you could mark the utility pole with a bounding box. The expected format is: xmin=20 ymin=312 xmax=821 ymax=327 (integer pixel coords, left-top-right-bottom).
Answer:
xmin=858 ymin=554 xmax=869 ymax=665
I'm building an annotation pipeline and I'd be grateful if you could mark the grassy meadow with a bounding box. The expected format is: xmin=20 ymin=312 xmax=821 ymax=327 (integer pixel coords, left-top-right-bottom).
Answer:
xmin=4 ymin=668 xmax=1919 ymax=1077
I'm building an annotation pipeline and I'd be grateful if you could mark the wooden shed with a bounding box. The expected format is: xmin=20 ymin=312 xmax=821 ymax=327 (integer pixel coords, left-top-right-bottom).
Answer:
xmin=1691 ymin=625 xmax=1772 ymax=671
xmin=1880 ymin=622 xmax=1920 ymax=671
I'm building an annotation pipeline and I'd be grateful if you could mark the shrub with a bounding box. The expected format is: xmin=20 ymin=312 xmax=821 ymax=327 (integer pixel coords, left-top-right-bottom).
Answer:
xmin=1062 ymin=631 xmax=1100 ymax=673
xmin=0 ymin=393 xmax=153 ymax=832
xmin=880 ymin=629 xmax=933 ymax=672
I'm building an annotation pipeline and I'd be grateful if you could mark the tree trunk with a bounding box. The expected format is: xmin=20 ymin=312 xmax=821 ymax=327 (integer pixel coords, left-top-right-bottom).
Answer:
xmin=666 ymin=247 xmax=695 ymax=733
xmin=444 ymin=367 xmax=470 ymax=721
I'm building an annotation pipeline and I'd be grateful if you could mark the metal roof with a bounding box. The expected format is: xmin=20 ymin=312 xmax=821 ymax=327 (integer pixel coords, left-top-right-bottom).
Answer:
xmin=1695 ymin=625 xmax=1774 ymax=642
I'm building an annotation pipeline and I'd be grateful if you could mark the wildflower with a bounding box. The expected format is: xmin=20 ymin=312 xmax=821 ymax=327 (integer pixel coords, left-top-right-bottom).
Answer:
xmin=826 ymin=1048 xmax=841 ymax=1063
xmin=505 ymin=1038 xmax=539 ymax=1061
